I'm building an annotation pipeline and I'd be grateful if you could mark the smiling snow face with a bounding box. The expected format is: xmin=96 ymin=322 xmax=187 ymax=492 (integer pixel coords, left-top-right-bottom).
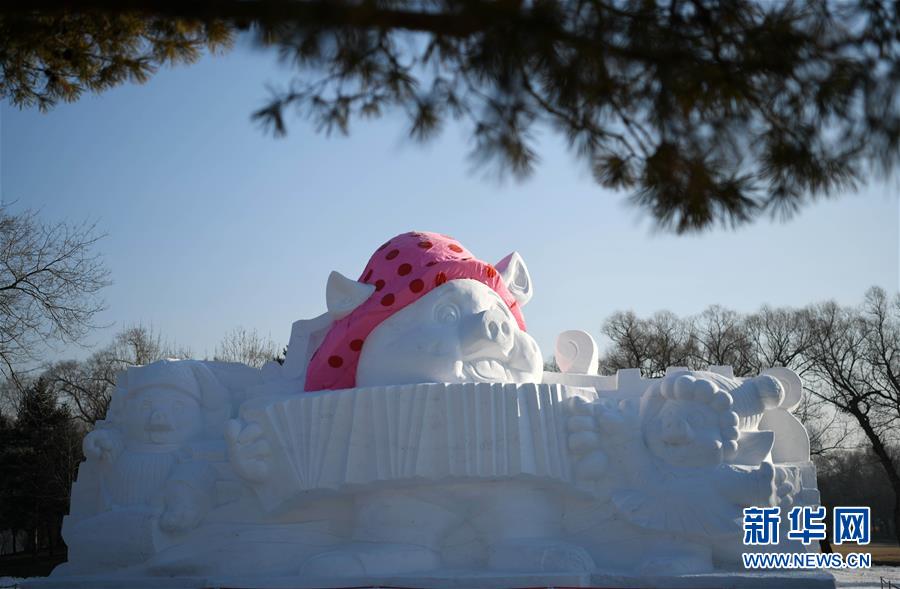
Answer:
xmin=643 ymin=398 xmax=729 ymax=468
xmin=120 ymin=388 xmax=203 ymax=447
xmin=355 ymin=279 xmax=542 ymax=386
xmin=640 ymin=374 xmax=741 ymax=469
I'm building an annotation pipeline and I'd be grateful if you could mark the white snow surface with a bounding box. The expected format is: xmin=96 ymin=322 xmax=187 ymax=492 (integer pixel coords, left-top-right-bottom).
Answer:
xmin=2 ymin=569 xmax=898 ymax=588
xmin=832 ymin=565 xmax=900 ymax=588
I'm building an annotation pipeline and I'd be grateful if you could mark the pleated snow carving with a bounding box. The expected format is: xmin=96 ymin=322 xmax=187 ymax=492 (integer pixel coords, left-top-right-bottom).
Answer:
xmin=243 ymin=383 xmax=589 ymax=506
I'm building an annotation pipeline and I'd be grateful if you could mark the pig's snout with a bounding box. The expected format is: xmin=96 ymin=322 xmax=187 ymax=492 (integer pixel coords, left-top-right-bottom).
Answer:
xmin=460 ymin=308 xmax=515 ymax=357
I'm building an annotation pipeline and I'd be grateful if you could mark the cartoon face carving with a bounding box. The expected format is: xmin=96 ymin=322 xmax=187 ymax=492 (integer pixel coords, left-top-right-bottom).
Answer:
xmin=108 ymin=359 xmax=231 ymax=448
xmin=120 ymin=388 xmax=203 ymax=447
xmin=356 ymin=279 xmax=543 ymax=386
xmin=643 ymin=398 xmax=728 ymax=468
xmin=640 ymin=374 xmax=740 ymax=469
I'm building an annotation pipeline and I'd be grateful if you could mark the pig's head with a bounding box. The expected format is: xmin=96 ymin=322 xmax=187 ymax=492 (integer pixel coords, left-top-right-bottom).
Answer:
xmin=356 ymin=277 xmax=541 ymax=386
xmin=283 ymin=232 xmax=543 ymax=391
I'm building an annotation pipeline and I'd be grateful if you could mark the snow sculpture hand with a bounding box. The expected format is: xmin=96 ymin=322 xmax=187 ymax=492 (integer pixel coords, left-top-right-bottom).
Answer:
xmin=159 ymin=483 xmax=204 ymax=534
xmin=225 ymin=419 xmax=272 ymax=483
xmin=82 ymin=428 xmax=123 ymax=463
xmin=566 ymin=397 xmax=611 ymax=483
xmin=748 ymin=461 xmax=779 ymax=507
xmin=773 ymin=464 xmax=801 ymax=510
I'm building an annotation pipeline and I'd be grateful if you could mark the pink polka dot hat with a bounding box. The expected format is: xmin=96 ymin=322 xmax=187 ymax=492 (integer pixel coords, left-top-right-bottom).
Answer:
xmin=304 ymin=231 xmax=527 ymax=391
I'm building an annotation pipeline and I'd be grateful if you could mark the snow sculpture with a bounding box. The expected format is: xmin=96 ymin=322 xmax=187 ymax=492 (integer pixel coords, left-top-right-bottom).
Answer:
xmin=566 ymin=371 xmax=805 ymax=575
xmin=43 ymin=232 xmax=832 ymax=589
xmin=60 ymin=360 xmax=230 ymax=574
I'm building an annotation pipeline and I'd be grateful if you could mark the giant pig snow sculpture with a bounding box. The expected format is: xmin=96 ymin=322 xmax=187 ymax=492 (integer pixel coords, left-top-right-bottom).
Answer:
xmin=44 ymin=231 xmax=832 ymax=589
xmin=227 ymin=232 xmax=593 ymax=577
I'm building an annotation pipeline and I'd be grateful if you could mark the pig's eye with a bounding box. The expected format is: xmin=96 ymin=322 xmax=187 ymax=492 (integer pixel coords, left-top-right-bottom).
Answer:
xmin=435 ymin=302 xmax=461 ymax=324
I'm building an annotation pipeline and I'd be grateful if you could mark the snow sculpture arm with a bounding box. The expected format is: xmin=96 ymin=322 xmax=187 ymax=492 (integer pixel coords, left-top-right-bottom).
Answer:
xmin=567 ymin=396 xmax=639 ymax=479
xmin=225 ymin=419 xmax=272 ymax=483
xmin=159 ymin=460 xmax=216 ymax=534
xmin=82 ymin=427 xmax=123 ymax=463
xmin=566 ymin=397 xmax=608 ymax=484
xmin=713 ymin=462 xmax=778 ymax=506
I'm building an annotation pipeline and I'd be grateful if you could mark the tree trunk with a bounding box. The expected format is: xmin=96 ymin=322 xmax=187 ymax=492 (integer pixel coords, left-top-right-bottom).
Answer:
xmin=893 ymin=490 xmax=900 ymax=547
xmin=853 ymin=409 xmax=900 ymax=545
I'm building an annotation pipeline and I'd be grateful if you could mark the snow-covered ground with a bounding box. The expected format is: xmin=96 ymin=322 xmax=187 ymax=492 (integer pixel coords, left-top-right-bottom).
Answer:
xmin=832 ymin=565 xmax=900 ymax=588
xmin=2 ymin=571 xmax=898 ymax=588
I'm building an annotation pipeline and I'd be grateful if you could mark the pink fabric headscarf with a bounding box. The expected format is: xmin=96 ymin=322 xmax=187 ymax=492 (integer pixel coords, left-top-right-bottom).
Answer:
xmin=304 ymin=231 xmax=527 ymax=392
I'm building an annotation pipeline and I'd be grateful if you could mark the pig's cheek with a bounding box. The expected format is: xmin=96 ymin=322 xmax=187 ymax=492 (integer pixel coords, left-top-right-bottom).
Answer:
xmin=417 ymin=324 xmax=461 ymax=358
xmin=511 ymin=331 xmax=542 ymax=369
xmin=426 ymin=338 xmax=449 ymax=358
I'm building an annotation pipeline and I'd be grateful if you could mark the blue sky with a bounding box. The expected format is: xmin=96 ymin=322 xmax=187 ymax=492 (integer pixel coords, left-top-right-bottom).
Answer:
xmin=2 ymin=39 xmax=898 ymax=364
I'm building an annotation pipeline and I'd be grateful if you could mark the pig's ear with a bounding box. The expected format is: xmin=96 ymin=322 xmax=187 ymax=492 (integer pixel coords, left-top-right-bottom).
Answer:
xmin=326 ymin=271 xmax=375 ymax=319
xmin=496 ymin=251 xmax=533 ymax=307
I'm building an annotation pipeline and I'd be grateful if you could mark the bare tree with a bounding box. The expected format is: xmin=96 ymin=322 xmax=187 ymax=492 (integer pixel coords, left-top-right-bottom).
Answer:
xmin=645 ymin=311 xmax=696 ymax=376
xmin=804 ymin=289 xmax=900 ymax=544
xmin=744 ymin=305 xmax=815 ymax=376
xmin=601 ymin=310 xmax=695 ymax=377
xmin=792 ymin=391 xmax=853 ymax=459
xmin=47 ymin=325 xmax=188 ymax=426
xmin=600 ymin=310 xmax=654 ymax=376
xmin=692 ymin=305 xmax=753 ymax=375
xmin=213 ymin=326 xmax=281 ymax=369
xmin=699 ymin=304 xmax=851 ymax=457
xmin=0 ymin=208 xmax=109 ymax=387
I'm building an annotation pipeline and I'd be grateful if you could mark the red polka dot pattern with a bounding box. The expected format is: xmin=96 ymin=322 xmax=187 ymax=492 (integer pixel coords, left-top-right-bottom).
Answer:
xmin=304 ymin=231 xmax=527 ymax=392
